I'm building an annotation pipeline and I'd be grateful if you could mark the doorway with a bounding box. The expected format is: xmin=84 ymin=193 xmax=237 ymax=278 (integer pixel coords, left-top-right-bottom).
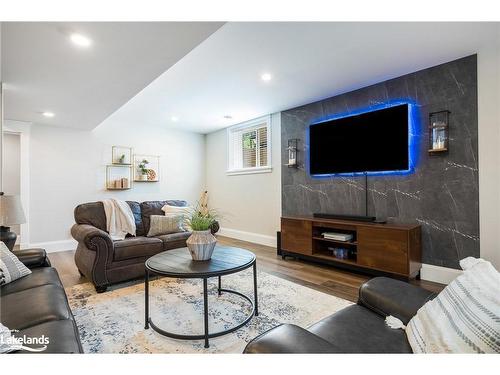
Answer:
xmin=3 ymin=132 xmax=22 ymax=244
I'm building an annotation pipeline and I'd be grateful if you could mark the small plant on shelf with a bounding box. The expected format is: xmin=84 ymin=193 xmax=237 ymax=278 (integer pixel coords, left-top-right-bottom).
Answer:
xmin=138 ymin=159 xmax=149 ymax=181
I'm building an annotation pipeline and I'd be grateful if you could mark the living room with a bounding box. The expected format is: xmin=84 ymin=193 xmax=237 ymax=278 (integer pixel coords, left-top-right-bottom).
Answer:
xmin=1 ymin=1 xmax=499 ymax=373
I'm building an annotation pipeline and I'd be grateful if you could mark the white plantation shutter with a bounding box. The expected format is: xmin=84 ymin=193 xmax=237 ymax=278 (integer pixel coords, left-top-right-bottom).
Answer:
xmin=227 ymin=116 xmax=272 ymax=174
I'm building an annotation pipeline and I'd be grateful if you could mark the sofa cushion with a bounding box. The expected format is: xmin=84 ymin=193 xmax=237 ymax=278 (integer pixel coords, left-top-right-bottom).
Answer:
xmin=308 ymin=304 xmax=412 ymax=353
xmin=0 ymin=267 xmax=62 ymax=296
xmin=126 ymin=201 xmax=145 ymax=237
xmin=13 ymin=320 xmax=83 ymax=354
xmin=155 ymin=232 xmax=191 ymax=250
xmin=113 ymin=236 xmax=163 ymax=261
xmin=140 ymin=200 xmax=187 ymax=234
xmin=1 ymin=284 xmax=72 ymax=330
xmin=74 ymin=201 xmax=107 ymax=232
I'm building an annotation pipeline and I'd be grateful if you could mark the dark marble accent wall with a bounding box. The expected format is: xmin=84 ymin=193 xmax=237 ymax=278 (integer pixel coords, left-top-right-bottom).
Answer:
xmin=281 ymin=55 xmax=478 ymax=269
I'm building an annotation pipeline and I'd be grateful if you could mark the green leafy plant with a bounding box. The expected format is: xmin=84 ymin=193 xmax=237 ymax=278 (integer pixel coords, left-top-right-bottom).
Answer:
xmin=138 ymin=159 xmax=149 ymax=175
xmin=187 ymin=203 xmax=220 ymax=231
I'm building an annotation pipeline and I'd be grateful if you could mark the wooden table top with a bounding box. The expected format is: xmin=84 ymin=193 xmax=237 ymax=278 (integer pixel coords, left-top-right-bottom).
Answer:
xmin=145 ymin=246 xmax=256 ymax=278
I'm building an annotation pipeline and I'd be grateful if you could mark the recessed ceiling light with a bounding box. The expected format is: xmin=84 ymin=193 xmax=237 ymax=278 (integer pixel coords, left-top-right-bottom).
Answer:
xmin=171 ymin=116 xmax=179 ymax=122
xmin=70 ymin=33 xmax=92 ymax=48
xmin=223 ymin=115 xmax=233 ymax=120
xmin=42 ymin=112 xmax=55 ymax=118
xmin=261 ymin=73 xmax=272 ymax=82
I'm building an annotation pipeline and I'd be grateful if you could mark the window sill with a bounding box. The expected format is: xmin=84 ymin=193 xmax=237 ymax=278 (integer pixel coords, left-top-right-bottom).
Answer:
xmin=226 ymin=167 xmax=273 ymax=176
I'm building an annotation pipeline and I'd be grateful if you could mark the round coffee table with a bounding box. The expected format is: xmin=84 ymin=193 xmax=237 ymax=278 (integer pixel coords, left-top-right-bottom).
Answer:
xmin=144 ymin=246 xmax=258 ymax=348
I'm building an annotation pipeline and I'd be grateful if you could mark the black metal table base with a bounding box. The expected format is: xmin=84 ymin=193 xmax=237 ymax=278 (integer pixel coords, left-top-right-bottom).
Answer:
xmin=145 ymin=262 xmax=258 ymax=348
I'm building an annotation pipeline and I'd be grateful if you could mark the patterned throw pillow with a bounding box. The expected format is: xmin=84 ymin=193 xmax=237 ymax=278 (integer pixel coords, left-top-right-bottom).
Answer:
xmin=0 ymin=242 xmax=32 ymax=286
xmin=147 ymin=214 xmax=185 ymax=237
xmin=161 ymin=204 xmax=193 ymax=231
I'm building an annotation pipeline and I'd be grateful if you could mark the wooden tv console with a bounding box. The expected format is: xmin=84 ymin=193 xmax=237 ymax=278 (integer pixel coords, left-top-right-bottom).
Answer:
xmin=280 ymin=216 xmax=422 ymax=279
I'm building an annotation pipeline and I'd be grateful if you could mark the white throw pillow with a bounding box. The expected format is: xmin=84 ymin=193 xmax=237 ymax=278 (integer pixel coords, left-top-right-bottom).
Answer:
xmin=0 ymin=241 xmax=32 ymax=286
xmin=147 ymin=214 xmax=185 ymax=237
xmin=406 ymin=257 xmax=500 ymax=353
xmin=161 ymin=204 xmax=192 ymax=231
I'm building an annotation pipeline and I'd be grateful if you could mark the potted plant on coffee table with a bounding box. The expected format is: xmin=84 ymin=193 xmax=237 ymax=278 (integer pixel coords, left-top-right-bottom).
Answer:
xmin=186 ymin=207 xmax=219 ymax=261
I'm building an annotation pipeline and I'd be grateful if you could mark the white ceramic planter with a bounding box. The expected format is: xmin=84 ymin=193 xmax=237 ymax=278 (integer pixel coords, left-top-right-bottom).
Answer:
xmin=186 ymin=229 xmax=217 ymax=261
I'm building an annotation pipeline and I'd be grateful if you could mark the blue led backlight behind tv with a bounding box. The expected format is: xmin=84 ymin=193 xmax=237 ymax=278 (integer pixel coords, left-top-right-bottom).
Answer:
xmin=307 ymin=100 xmax=418 ymax=178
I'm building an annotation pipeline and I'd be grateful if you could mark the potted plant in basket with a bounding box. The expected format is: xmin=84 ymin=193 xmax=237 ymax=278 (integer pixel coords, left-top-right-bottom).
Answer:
xmin=186 ymin=206 xmax=219 ymax=261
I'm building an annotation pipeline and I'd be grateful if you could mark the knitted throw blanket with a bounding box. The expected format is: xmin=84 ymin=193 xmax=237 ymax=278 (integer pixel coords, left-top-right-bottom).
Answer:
xmin=406 ymin=257 xmax=500 ymax=353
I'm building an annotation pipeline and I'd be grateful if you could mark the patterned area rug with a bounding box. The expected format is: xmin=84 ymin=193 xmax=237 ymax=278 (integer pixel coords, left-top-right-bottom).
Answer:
xmin=66 ymin=269 xmax=352 ymax=353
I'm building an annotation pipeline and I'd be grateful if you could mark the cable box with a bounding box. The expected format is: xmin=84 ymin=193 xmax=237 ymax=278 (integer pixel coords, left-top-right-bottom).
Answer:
xmin=322 ymin=232 xmax=353 ymax=242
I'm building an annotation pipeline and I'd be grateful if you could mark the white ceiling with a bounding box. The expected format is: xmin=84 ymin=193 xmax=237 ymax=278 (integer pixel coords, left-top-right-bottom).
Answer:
xmin=2 ymin=22 xmax=498 ymax=134
xmin=1 ymin=22 xmax=223 ymax=129
xmin=104 ymin=22 xmax=498 ymax=134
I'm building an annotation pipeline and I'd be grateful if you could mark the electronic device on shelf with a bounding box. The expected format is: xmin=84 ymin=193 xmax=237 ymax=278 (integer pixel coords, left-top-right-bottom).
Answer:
xmin=313 ymin=213 xmax=376 ymax=222
xmin=322 ymin=232 xmax=353 ymax=242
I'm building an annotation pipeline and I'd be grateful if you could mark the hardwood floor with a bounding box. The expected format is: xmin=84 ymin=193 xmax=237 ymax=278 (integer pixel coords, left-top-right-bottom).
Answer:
xmin=48 ymin=235 xmax=444 ymax=302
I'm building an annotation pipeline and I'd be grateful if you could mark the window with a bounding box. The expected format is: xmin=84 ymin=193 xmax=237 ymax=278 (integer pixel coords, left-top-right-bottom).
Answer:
xmin=227 ymin=115 xmax=272 ymax=175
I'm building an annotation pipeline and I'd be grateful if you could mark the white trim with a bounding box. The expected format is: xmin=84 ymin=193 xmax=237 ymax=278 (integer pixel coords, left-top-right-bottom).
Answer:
xmin=420 ymin=263 xmax=462 ymax=284
xmin=226 ymin=166 xmax=273 ymax=176
xmin=25 ymin=239 xmax=77 ymax=253
xmin=218 ymin=227 xmax=276 ymax=247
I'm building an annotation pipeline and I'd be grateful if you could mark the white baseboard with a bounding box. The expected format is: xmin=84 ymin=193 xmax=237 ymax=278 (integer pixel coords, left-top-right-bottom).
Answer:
xmin=421 ymin=263 xmax=462 ymax=284
xmin=25 ymin=239 xmax=78 ymax=253
xmin=218 ymin=227 xmax=276 ymax=247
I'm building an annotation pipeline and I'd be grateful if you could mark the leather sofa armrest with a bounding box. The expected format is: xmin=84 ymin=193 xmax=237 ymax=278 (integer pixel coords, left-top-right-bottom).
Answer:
xmin=71 ymin=224 xmax=112 ymax=251
xmin=11 ymin=248 xmax=51 ymax=268
xmin=358 ymin=277 xmax=437 ymax=324
xmin=243 ymin=324 xmax=339 ymax=353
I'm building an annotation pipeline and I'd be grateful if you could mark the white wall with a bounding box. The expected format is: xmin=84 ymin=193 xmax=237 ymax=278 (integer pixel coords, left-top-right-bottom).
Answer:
xmin=205 ymin=113 xmax=281 ymax=246
xmin=28 ymin=119 xmax=205 ymax=248
xmin=477 ymin=26 xmax=500 ymax=269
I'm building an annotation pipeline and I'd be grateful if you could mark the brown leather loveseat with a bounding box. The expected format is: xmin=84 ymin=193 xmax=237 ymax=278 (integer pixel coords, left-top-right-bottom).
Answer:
xmin=71 ymin=200 xmax=205 ymax=292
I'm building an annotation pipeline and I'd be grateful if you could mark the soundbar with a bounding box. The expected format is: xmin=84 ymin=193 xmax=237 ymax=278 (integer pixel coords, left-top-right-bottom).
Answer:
xmin=313 ymin=213 xmax=376 ymax=222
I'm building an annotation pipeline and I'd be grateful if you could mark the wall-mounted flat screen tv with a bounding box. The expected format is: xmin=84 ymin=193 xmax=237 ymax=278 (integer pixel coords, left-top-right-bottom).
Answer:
xmin=309 ymin=104 xmax=410 ymax=175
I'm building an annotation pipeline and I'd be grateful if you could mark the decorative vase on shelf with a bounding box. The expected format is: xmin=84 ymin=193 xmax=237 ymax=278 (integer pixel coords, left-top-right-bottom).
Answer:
xmin=140 ymin=174 xmax=148 ymax=181
xmin=187 ymin=230 xmax=217 ymax=261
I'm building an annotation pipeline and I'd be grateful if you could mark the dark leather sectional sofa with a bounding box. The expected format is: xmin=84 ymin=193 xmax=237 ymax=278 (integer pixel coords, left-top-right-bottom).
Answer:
xmin=244 ymin=277 xmax=437 ymax=353
xmin=0 ymin=249 xmax=83 ymax=353
xmin=72 ymin=200 xmax=214 ymax=293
